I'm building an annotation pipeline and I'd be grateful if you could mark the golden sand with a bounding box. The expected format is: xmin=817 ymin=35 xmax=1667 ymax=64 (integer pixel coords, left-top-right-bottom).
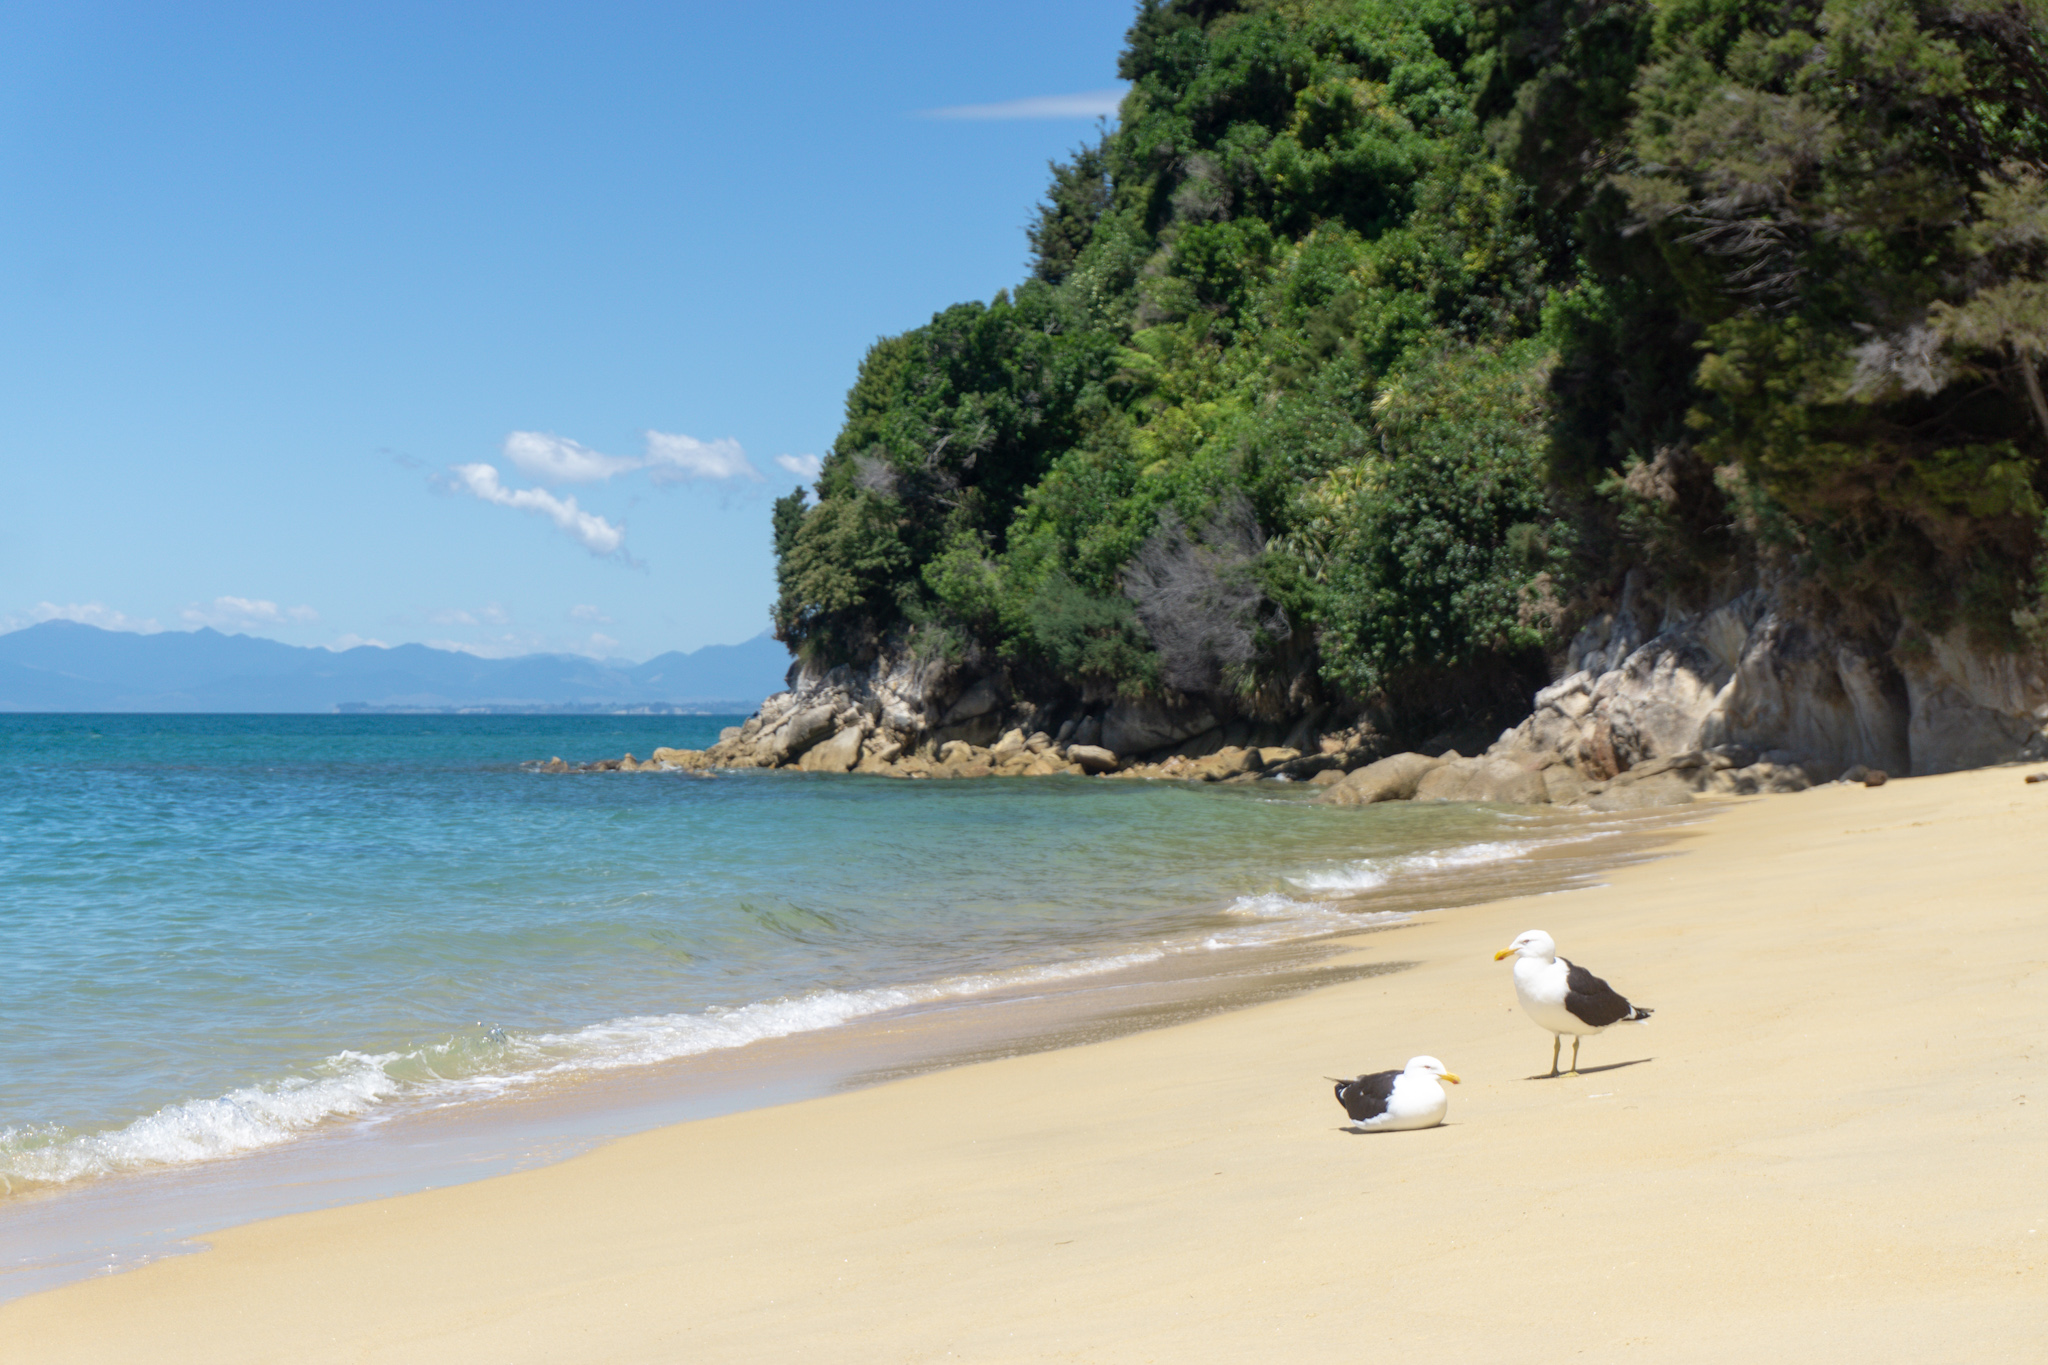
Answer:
xmin=4 ymin=766 xmax=2042 ymax=1362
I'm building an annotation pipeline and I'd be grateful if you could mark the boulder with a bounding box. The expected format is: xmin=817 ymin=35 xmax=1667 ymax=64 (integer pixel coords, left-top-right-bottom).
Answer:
xmin=1318 ymin=752 xmax=1446 ymax=806
xmin=1066 ymin=744 xmax=1120 ymax=774
xmin=990 ymin=728 xmax=1027 ymax=757
xmin=1415 ymin=756 xmax=1551 ymax=805
xmin=1192 ymin=747 xmax=1260 ymax=782
xmin=1099 ymin=698 xmax=1217 ymax=758
xmin=1579 ymin=772 xmax=1696 ymax=810
xmin=541 ymin=757 xmax=569 ymax=774
xmin=797 ymin=727 xmax=864 ymax=773
xmin=1541 ymin=765 xmax=1587 ymax=805
xmin=940 ymin=676 xmax=1006 ymax=726
xmin=1307 ymin=768 xmax=1346 ymax=787
xmin=766 ymin=704 xmax=838 ymax=765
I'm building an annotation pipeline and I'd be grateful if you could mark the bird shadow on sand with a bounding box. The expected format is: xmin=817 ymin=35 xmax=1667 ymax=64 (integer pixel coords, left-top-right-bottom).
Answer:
xmin=1524 ymin=1057 xmax=1653 ymax=1081
xmin=1335 ymin=1123 xmax=1457 ymax=1136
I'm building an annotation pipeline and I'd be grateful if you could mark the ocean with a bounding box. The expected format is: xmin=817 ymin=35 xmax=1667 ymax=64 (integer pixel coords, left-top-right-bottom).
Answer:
xmin=0 ymin=713 xmax=1681 ymax=1294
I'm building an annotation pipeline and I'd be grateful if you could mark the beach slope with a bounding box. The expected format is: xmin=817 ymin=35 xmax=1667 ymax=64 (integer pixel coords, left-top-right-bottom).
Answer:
xmin=5 ymin=768 xmax=2043 ymax=1362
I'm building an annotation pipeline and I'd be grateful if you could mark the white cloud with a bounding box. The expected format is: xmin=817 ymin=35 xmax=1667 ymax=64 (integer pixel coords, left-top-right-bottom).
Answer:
xmin=569 ymin=604 xmax=612 ymax=623
xmin=10 ymin=601 xmax=163 ymax=633
xmin=643 ymin=431 xmax=761 ymax=483
xmin=502 ymin=431 xmax=639 ymax=485
xmin=428 ymin=604 xmax=511 ymax=627
xmin=584 ymin=632 xmax=622 ymax=655
xmin=326 ymin=634 xmax=390 ymax=651
xmin=774 ymin=453 xmax=823 ymax=480
xmin=182 ymin=597 xmax=320 ymax=631
xmin=922 ymin=89 xmax=1126 ymax=120
xmin=451 ymin=463 xmax=627 ymax=556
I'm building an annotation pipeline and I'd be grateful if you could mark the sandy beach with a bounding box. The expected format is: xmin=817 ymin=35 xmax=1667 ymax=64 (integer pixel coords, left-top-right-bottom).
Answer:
xmin=5 ymin=766 xmax=2043 ymax=1362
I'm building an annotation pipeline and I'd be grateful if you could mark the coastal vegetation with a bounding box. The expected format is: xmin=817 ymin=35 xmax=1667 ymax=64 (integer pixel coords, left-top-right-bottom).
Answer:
xmin=772 ymin=0 xmax=2048 ymax=734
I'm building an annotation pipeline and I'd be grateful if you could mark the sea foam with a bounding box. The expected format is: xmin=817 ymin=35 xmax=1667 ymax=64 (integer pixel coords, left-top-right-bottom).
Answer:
xmin=1 ymin=822 xmax=1566 ymax=1194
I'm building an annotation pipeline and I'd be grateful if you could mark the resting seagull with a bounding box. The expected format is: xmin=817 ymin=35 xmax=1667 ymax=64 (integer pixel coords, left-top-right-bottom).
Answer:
xmin=1494 ymin=929 xmax=1652 ymax=1077
xmin=1331 ymin=1056 xmax=1459 ymax=1131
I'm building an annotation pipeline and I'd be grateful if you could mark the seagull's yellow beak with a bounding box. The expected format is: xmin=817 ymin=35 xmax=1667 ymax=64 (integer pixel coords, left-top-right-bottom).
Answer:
xmin=1493 ymin=947 xmax=1515 ymax=961
xmin=1441 ymin=1073 xmax=1461 ymax=1084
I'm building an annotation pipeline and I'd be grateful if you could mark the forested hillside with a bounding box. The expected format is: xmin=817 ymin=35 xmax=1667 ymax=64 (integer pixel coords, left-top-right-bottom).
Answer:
xmin=771 ymin=0 xmax=2047 ymax=735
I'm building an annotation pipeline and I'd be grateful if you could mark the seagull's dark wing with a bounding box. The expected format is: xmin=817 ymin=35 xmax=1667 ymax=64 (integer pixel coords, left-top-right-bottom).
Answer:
xmin=1333 ymin=1070 xmax=1400 ymax=1122
xmin=1561 ymin=958 xmax=1649 ymax=1027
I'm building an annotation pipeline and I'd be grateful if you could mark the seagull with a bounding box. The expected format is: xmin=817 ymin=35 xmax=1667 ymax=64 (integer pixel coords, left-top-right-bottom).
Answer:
xmin=1331 ymin=1056 xmax=1460 ymax=1130
xmin=1494 ymin=929 xmax=1653 ymax=1076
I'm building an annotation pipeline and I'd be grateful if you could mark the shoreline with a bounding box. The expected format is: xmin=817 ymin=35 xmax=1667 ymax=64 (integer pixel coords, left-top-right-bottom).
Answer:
xmin=6 ymin=768 xmax=2043 ymax=1359
xmin=0 ymin=801 xmax=1693 ymax=1302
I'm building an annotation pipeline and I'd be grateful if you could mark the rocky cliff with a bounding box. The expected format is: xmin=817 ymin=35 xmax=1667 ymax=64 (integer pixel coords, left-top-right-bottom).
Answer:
xmin=1498 ymin=570 xmax=2048 ymax=782
xmin=637 ymin=567 xmax=2048 ymax=808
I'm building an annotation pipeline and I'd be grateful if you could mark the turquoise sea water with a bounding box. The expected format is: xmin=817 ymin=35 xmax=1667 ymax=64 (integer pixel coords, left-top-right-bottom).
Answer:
xmin=1 ymin=714 xmax=1607 ymax=1203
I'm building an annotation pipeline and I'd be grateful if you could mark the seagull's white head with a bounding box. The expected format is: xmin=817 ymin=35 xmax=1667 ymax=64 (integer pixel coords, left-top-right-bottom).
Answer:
xmin=1493 ymin=929 xmax=1557 ymax=963
xmin=1405 ymin=1056 xmax=1460 ymax=1084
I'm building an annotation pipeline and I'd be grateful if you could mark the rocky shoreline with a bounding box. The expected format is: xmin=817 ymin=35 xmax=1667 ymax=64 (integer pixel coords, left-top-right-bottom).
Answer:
xmin=537 ymin=567 xmax=2048 ymax=811
xmin=534 ymin=727 xmax=1882 ymax=813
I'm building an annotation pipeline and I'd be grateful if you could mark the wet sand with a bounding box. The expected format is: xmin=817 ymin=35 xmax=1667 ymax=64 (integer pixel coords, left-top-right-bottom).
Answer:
xmin=4 ymin=767 xmax=2043 ymax=1361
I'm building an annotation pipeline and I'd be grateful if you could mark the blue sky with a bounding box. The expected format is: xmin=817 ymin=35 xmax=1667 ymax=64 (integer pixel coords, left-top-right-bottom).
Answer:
xmin=0 ymin=2 xmax=1134 ymax=660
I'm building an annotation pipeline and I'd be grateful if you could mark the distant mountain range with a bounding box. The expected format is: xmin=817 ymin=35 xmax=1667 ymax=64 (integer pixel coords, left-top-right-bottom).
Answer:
xmin=0 ymin=621 xmax=794 ymax=713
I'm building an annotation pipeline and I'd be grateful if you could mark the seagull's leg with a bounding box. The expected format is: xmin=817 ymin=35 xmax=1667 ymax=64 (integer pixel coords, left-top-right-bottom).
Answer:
xmin=1548 ymin=1034 xmax=1561 ymax=1078
xmin=1568 ymin=1035 xmax=1581 ymax=1075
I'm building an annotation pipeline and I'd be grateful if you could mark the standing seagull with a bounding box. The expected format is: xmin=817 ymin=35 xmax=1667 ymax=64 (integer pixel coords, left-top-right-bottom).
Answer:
xmin=1331 ymin=1056 xmax=1460 ymax=1130
xmin=1494 ymin=929 xmax=1652 ymax=1076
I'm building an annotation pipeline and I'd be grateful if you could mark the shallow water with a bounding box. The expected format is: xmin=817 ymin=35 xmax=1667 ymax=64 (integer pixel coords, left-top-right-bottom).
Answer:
xmin=1 ymin=713 xmax=1685 ymax=1290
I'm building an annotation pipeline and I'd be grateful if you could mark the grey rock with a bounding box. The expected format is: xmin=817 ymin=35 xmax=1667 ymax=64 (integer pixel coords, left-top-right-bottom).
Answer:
xmin=941 ymin=676 xmax=1007 ymax=726
xmin=1193 ymin=747 xmax=1260 ymax=782
xmin=797 ymin=726 xmax=863 ymax=773
xmin=1580 ymin=772 xmax=1696 ymax=810
xmin=1495 ymin=571 xmax=2048 ymax=779
xmin=1100 ymin=697 xmax=1218 ymax=758
xmin=1318 ymin=752 xmax=1445 ymax=806
xmin=1707 ymin=743 xmax=1759 ymax=770
xmin=1415 ymin=756 xmax=1551 ymax=806
xmin=1541 ymin=764 xmax=1587 ymax=805
xmin=1065 ymin=744 xmax=1119 ymax=774
xmin=767 ymin=704 xmax=838 ymax=764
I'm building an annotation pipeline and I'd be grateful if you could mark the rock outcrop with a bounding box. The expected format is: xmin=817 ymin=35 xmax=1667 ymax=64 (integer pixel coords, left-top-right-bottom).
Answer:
xmin=625 ymin=642 xmax=1386 ymax=786
xmin=1497 ymin=570 xmax=2048 ymax=780
xmin=1319 ymin=752 xmax=1447 ymax=805
xmin=547 ymin=568 xmax=2047 ymax=810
